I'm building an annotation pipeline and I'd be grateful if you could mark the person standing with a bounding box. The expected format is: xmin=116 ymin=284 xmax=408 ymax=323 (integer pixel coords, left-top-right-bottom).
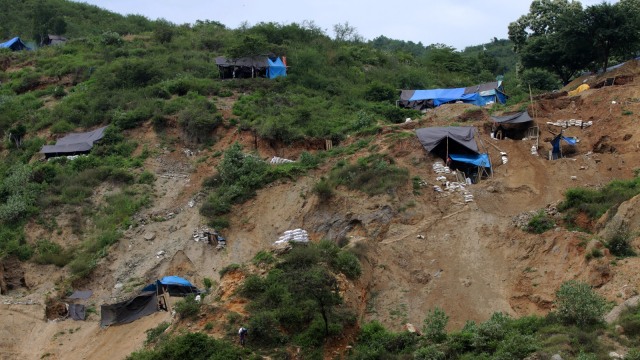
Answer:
xmin=238 ymin=326 xmax=248 ymax=346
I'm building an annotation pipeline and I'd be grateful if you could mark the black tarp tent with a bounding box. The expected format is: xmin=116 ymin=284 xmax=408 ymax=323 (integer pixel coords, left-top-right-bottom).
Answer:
xmin=215 ymin=55 xmax=287 ymax=79
xmin=416 ymin=126 xmax=491 ymax=181
xmin=40 ymin=126 xmax=107 ymax=158
xmin=100 ymin=291 xmax=160 ymax=327
xmin=490 ymin=111 xmax=535 ymax=140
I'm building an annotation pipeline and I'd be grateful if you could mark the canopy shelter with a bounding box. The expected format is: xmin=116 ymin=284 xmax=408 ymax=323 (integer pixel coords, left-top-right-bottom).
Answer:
xmin=216 ymin=55 xmax=287 ymax=79
xmin=400 ymin=81 xmax=506 ymax=110
xmin=142 ymin=276 xmax=201 ymax=297
xmin=416 ymin=126 xmax=492 ymax=182
xmin=40 ymin=126 xmax=107 ymax=159
xmin=0 ymin=37 xmax=30 ymax=51
xmin=100 ymin=291 xmax=161 ymax=327
xmin=490 ymin=111 xmax=536 ymax=140
xmin=43 ymin=34 xmax=67 ymax=46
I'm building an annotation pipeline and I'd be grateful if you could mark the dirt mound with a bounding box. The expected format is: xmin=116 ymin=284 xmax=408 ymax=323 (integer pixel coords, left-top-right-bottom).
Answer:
xmin=1 ymin=257 xmax=27 ymax=294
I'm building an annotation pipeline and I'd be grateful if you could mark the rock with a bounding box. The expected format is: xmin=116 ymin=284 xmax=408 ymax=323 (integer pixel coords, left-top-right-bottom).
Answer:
xmin=114 ymin=283 xmax=123 ymax=289
xmin=614 ymin=325 xmax=624 ymax=334
xmin=143 ymin=232 xmax=156 ymax=241
xmin=605 ymin=295 xmax=640 ymax=324
xmin=551 ymin=354 xmax=563 ymax=360
xmin=487 ymin=186 xmax=496 ymax=193
xmin=608 ymin=351 xmax=622 ymax=359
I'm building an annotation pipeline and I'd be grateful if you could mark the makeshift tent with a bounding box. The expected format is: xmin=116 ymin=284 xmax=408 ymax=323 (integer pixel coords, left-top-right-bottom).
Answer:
xmin=100 ymin=291 xmax=160 ymax=327
xmin=40 ymin=126 xmax=107 ymax=159
xmin=43 ymin=35 xmax=67 ymax=46
xmin=216 ymin=55 xmax=286 ymax=79
xmin=490 ymin=111 xmax=536 ymax=140
xmin=69 ymin=304 xmax=86 ymax=321
xmin=400 ymin=81 xmax=507 ymax=110
xmin=142 ymin=276 xmax=201 ymax=297
xmin=416 ymin=126 xmax=492 ymax=182
xmin=550 ymin=133 xmax=577 ymax=160
xmin=0 ymin=37 xmax=30 ymax=51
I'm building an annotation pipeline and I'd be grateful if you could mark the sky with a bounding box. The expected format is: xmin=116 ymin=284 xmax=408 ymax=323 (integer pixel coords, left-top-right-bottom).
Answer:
xmin=72 ymin=0 xmax=617 ymax=50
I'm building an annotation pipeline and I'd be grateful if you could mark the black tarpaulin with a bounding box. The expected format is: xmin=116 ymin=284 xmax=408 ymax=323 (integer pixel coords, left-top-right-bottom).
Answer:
xmin=69 ymin=304 xmax=86 ymax=320
xmin=100 ymin=291 xmax=159 ymax=327
xmin=491 ymin=111 xmax=533 ymax=124
xmin=67 ymin=290 xmax=93 ymax=300
xmin=415 ymin=127 xmax=479 ymax=154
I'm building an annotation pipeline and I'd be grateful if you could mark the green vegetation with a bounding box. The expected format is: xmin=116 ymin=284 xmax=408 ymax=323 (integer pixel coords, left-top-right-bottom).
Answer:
xmin=554 ymin=280 xmax=607 ymax=326
xmin=559 ymin=176 xmax=640 ymax=228
xmin=526 ymin=210 xmax=555 ymax=234
xmin=239 ymin=241 xmax=360 ymax=350
xmin=174 ymin=294 xmax=202 ymax=319
xmin=144 ymin=322 xmax=170 ymax=345
xmin=128 ymin=332 xmax=250 ymax=360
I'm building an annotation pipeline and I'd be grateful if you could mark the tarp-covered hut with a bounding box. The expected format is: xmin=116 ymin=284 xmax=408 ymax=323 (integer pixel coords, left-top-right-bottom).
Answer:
xmin=216 ymin=55 xmax=287 ymax=79
xmin=490 ymin=111 xmax=536 ymax=140
xmin=40 ymin=126 xmax=107 ymax=159
xmin=142 ymin=276 xmax=201 ymax=297
xmin=43 ymin=34 xmax=67 ymax=46
xmin=416 ymin=126 xmax=491 ymax=181
xmin=400 ymin=81 xmax=507 ymax=110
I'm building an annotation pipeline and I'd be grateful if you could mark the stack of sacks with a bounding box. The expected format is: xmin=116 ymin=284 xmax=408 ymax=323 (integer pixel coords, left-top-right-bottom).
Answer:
xmin=432 ymin=162 xmax=451 ymax=174
xmin=445 ymin=181 xmax=466 ymax=192
xmin=463 ymin=191 xmax=474 ymax=203
xmin=436 ymin=176 xmax=447 ymax=182
xmin=501 ymin=152 xmax=508 ymax=165
xmin=531 ymin=146 xmax=538 ymax=156
xmin=270 ymin=156 xmax=295 ymax=164
xmin=274 ymin=228 xmax=309 ymax=245
xmin=546 ymin=120 xmax=593 ymax=128
xmin=433 ymin=185 xmax=443 ymax=192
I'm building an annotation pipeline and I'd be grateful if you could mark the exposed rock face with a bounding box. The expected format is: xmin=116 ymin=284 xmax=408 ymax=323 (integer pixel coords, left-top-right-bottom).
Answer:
xmin=0 ymin=257 xmax=27 ymax=294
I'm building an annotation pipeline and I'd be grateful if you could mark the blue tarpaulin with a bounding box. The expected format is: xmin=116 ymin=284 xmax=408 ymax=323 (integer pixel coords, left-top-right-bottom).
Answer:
xmin=142 ymin=276 xmax=201 ymax=296
xmin=267 ymin=57 xmax=287 ymax=78
xmin=409 ymin=88 xmax=478 ymax=106
xmin=551 ymin=136 xmax=577 ymax=153
xmin=449 ymin=153 xmax=491 ymax=168
xmin=0 ymin=37 xmax=29 ymax=51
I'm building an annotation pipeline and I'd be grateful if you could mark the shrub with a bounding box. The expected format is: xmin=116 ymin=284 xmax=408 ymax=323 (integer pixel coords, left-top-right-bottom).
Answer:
xmin=219 ymin=263 xmax=241 ymax=277
xmin=138 ymin=171 xmax=156 ymax=185
xmin=145 ymin=321 xmax=170 ymax=345
xmin=414 ymin=345 xmax=446 ymax=360
xmin=526 ymin=211 xmax=555 ymax=234
xmin=334 ymin=250 xmax=362 ymax=279
xmin=423 ymin=307 xmax=449 ymax=344
xmin=174 ymin=294 xmax=201 ymax=319
xmin=34 ymin=239 xmax=73 ymax=267
xmin=554 ymin=280 xmax=607 ymax=326
xmin=249 ymin=311 xmax=286 ymax=346
xmin=312 ymin=178 xmax=334 ymax=202
xmin=606 ymin=226 xmax=636 ymax=257
xmin=252 ymin=250 xmax=275 ymax=266
xmin=626 ymin=348 xmax=640 ymax=360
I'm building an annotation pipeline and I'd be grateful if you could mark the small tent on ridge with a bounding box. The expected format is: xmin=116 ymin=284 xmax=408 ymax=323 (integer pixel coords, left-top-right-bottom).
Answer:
xmin=216 ymin=55 xmax=287 ymax=79
xmin=100 ymin=291 xmax=162 ymax=327
xmin=0 ymin=37 xmax=30 ymax=51
xmin=400 ymin=81 xmax=507 ymax=110
xmin=415 ymin=126 xmax=491 ymax=182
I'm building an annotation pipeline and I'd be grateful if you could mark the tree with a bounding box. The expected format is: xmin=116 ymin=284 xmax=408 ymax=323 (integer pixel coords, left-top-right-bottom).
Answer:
xmin=290 ymin=265 xmax=342 ymax=336
xmin=333 ymin=22 xmax=362 ymax=42
xmin=32 ymin=0 xmax=67 ymax=45
xmin=153 ymin=18 xmax=174 ymax=44
xmin=585 ymin=2 xmax=640 ymax=72
xmin=554 ymin=280 xmax=607 ymax=326
xmin=508 ymin=0 xmax=591 ymax=84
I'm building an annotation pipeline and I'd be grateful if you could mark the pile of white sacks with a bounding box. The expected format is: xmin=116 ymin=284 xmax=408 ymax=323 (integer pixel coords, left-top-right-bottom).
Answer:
xmin=501 ymin=152 xmax=508 ymax=165
xmin=547 ymin=119 xmax=593 ymax=128
xmin=270 ymin=156 xmax=295 ymax=164
xmin=432 ymin=161 xmax=451 ymax=174
xmin=273 ymin=228 xmax=309 ymax=246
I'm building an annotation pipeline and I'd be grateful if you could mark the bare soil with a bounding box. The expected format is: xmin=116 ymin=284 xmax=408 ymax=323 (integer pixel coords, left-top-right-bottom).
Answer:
xmin=2 ymin=61 xmax=640 ymax=359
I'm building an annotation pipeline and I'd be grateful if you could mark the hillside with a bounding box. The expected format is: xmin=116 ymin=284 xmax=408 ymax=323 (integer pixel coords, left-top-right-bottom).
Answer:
xmin=1 ymin=3 xmax=640 ymax=359
xmin=1 ymin=61 xmax=639 ymax=359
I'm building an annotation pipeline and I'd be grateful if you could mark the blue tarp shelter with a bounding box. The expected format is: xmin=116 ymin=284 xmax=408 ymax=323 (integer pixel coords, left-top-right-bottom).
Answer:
xmin=142 ymin=276 xmax=201 ymax=297
xmin=400 ymin=81 xmax=507 ymax=110
xmin=0 ymin=37 xmax=30 ymax=51
xmin=267 ymin=57 xmax=287 ymax=78
xmin=216 ymin=55 xmax=287 ymax=79
xmin=549 ymin=133 xmax=577 ymax=160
